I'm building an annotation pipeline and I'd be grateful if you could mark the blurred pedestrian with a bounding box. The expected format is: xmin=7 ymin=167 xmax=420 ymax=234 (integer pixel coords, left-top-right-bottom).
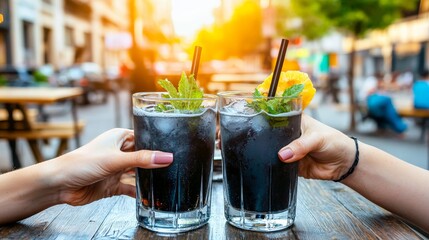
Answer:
xmin=322 ymin=68 xmax=340 ymax=104
xmin=413 ymin=69 xmax=429 ymax=109
xmin=359 ymin=72 xmax=407 ymax=134
xmin=396 ymin=69 xmax=414 ymax=90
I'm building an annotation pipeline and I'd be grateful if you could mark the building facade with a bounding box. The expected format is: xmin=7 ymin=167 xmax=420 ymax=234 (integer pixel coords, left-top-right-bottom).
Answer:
xmin=0 ymin=0 xmax=12 ymax=66
xmin=341 ymin=0 xmax=429 ymax=79
xmin=0 ymin=0 xmax=129 ymax=70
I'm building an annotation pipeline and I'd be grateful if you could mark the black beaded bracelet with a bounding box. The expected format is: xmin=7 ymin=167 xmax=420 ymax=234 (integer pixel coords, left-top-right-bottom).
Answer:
xmin=334 ymin=136 xmax=359 ymax=182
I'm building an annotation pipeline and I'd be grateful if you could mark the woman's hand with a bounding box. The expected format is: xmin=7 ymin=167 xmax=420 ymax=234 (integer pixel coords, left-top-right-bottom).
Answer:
xmin=47 ymin=128 xmax=173 ymax=206
xmin=278 ymin=115 xmax=355 ymax=181
xmin=0 ymin=128 xmax=173 ymax=224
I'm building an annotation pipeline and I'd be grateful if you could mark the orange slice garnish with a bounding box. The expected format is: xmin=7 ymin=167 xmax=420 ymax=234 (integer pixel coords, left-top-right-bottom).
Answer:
xmin=256 ymin=71 xmax=316 ymax=109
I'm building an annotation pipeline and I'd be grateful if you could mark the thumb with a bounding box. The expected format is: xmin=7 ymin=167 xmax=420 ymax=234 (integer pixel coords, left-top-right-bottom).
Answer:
xmin=110 ymin=150 xmax=173 ymax=171
xmin=278 ymin=133 xmax=322 ymax=163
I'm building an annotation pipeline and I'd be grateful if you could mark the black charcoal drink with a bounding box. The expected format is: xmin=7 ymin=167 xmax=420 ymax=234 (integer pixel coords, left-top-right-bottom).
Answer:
xmin=134 ymin=106 xmax=216 ymax=212
xmin=221 ymin=110 xmax=300 ymax=212
xmin=219 ymin=94 xmax=302 ymax=232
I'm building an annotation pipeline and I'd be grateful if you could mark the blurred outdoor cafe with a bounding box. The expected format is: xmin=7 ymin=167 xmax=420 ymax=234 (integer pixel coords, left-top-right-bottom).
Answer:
xmin=1 ymin=0 xmax=429 ymax=239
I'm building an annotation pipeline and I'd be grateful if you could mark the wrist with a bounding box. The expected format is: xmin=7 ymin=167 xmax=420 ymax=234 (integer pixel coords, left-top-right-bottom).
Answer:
xmin=333 ymin=137 xmax=359 ymax=182
xmin=34 ymin=160 xmax=64 ymax=206
xmin=341 ymin=142 xmax=370 ymax=187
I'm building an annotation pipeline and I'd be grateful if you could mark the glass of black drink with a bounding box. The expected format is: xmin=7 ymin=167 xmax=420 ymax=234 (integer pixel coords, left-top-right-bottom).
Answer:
xmin=133 ymin=92 xmax=217 ymax=233
xmin=218 ymin=91 xmax=302 ymax=232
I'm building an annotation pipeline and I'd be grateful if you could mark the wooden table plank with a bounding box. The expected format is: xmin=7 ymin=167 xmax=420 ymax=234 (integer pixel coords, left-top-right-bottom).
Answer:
xmin=91 ymin=196 xmax=138 ymax=239
xmin=0 ymin=204 xmax=66 ymax=239
xmin=0 ymin=179 xmax=421 ymax=239
xmin=322 ymin=181 xmax=422 ymax=239
xmin=16 ymin=197 xmax=120 ymax=239
xmin=292 ymin=179 xmax=379 ymax=240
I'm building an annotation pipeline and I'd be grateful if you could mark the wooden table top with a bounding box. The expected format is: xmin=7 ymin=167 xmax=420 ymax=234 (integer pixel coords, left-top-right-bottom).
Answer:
xmin=0 ymin=87 xmax=83 ymax=104
xmin=0 ymin=178 xmax=422 ymax=239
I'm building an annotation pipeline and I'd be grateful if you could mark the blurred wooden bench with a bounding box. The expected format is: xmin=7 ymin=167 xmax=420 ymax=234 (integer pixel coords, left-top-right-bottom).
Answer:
xmin=0 ymin=108 xmax=38 ymax=121
xmin=397 ymin=107 xmax=429 ymax=141
xmin=0 ymin=121 xmax=85 ymax=163
xmin=334 ymin=102 xmax=429 ymax=141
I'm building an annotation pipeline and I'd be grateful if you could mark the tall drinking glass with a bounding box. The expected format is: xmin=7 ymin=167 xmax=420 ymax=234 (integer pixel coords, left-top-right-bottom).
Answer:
xmin=218 ymin=91 xmax=301 ymax=232
xmin=133 ymin=93 xmax=218 ymax=233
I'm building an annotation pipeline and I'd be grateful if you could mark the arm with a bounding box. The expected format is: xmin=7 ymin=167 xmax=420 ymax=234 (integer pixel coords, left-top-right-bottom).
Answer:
xmin=0 ymin=162 xmax=59 ymax=224
xmin=278 ymin=115 xmax=429 ymax=233
xmin=343 ymin=143 xmax=429 ymax=232
xmin=0 ymin=128 xmax=173 ymax=225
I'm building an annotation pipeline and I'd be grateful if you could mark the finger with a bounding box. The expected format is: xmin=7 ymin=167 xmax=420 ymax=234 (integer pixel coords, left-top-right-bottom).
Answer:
xmin=120 ymin=172 xmax=136 ymax=185
xmin=119 ymin=131 xmax=135 ymax=152
xmin=278 ymin=132 xmax=323 ymax=163
xmin=116 ymin=183 xmax=136 ymax=198
xmin=109 ymin=150 xmax=173 ymax=171
xmin=124 ymin=168 xmax=136 ymax=175
xmin=93 ymin=128 xmax=134 ymax=145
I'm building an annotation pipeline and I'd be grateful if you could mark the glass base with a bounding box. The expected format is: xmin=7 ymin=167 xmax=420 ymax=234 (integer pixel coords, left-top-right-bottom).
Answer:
xmin=137 ymin=205 xmax=210 ymax=233
xmin=225 ymin=204 xmax=295 ymax=232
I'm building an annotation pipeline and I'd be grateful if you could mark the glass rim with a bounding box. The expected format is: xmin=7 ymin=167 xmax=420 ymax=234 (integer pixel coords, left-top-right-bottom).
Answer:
xmin=217 ymin=91 xmax=302 ymax=100
xmin=133 ymin=92 xmax=218 ymax=101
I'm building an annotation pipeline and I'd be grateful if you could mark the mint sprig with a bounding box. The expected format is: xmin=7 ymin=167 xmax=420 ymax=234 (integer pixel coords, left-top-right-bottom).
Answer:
xmin=156 ymin=72 xmax=203 ymax=112
xmin=247 ymin=84 xmax=304 ymax=115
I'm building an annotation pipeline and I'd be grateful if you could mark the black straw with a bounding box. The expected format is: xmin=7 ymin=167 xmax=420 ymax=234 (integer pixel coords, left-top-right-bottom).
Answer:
xmin=190 ymin=46 xmax=202 ymax=79
xmin=268 ymin=39 xmax=289 ymax=97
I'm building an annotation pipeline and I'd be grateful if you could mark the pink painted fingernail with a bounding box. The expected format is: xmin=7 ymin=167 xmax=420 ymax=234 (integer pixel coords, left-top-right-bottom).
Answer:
xmin=153 ymin=152 xmax=173 ymax=164
xmin=278 ymin=148 xmax=294 ymax=161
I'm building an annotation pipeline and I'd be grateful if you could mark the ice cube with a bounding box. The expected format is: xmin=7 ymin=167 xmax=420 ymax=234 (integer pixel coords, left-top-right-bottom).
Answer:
xmin=221 ymin=114 xmax=250 ymax=134
xmin=225 ymin=100 xmax=257 ymax=115
xmin=250 ymin=114 xmax=270 ymax=133
xmin=153 ymin=117 xmax=175 ymax=135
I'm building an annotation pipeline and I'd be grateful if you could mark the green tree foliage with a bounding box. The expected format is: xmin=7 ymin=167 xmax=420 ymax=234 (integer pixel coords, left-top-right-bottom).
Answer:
xmin=285 ymin=0 xmax=417 ymax=130
xmin=287 ymin=0 xmax=416 ymax=37
xmin=274 ymin=0 xmax=332 ymax=40
xmin=194 ymin=0 xmax=263 ymax=60
xmin=321 ymin=0 xmax=412 ymax=36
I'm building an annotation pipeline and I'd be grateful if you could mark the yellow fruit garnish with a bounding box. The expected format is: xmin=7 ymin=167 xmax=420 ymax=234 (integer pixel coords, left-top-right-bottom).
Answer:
xmin=256 ymin=71 xmax=316 ymax=109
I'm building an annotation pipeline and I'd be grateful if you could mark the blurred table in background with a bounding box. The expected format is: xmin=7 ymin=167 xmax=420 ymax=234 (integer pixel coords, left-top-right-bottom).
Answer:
xmin=395 ymin=98 xmax=429 ymax=140
xmin=208 ymin=73 xmax=267 ymax=92
xmin=0 ymin=87 xmax=83 ymax=168
xmin=393 ymin=96 xmax=429 ymax=169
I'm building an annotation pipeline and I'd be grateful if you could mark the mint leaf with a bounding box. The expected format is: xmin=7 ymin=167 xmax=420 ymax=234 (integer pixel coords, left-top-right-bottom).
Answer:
xmin=156 ymin=72 xmax=204 ymax=112
xmin=158 ymin=79 xmax=179 ymax=98
xmin=253 ymin=88 xmax=263 ymax=98
xmin=267 ymin=99 xmax=279 ymax=114
xmin=190 ymin=90 xmax=203 ymax=110
xmin=155 ymin=103 xmax=174 ymax=112
xmin=245 ymin=84 xmax=303 ymax=127
xmin=178 ymin=72 xmax=191 ymax=98
xmin=283 ymin=84 xmax=304 ymax=98
xmin=247 ymin=84 xmax=302 ymax=115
